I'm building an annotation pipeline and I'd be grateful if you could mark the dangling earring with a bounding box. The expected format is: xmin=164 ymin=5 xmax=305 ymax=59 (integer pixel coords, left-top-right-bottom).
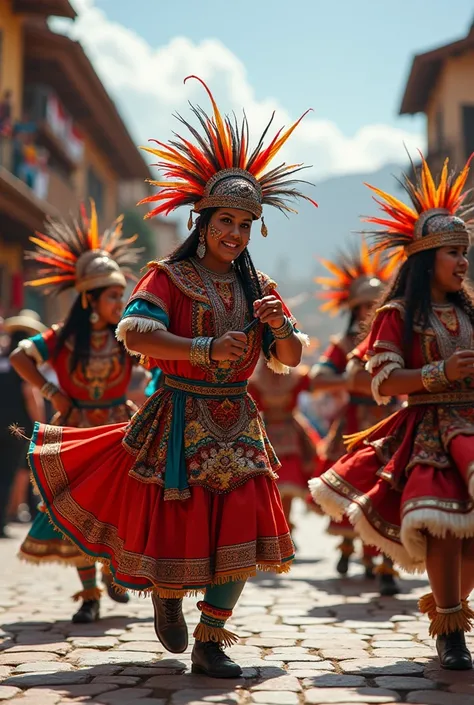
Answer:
xmin=261 ymin=216 xmax=268 ymax=237
xmin=197 ymin=230 xmax=206 ymax=259
xmin=90 ymin=311 xmax=100 ymax=324
xmin=187 ymin=209 xmax=194 ymax=231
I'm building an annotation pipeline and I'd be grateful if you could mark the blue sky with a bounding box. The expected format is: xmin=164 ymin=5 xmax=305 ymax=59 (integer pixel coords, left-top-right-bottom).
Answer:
xmin=92 ymin=0 xmax=472 ymax=136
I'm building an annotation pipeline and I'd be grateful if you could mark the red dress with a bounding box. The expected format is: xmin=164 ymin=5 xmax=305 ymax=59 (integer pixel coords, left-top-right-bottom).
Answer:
xmin=311 ymin=334 xmax=397 ymax=538
xmin=19 ymin=327 xmax=134 ymax=564
xmin=311 ymin=300 xmax=474 ymax=571
xmin=28 ymin=259 xmax=295 ymax=596
xmin=249 ymin=365 xmax=320 ymax=499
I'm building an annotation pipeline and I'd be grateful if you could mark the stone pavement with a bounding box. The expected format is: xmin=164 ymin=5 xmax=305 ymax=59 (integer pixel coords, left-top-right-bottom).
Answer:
xmin=0 ymin=504 xmax=473 ymax=705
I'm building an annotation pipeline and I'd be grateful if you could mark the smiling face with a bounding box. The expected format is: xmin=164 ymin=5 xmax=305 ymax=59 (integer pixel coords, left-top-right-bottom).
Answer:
xmin=432 ymin=245 xmax=469 ymax=296
xmin=92 ymin=285 xmax=125 ymax=327
xmin=201 ymin=208 xmax=253 ymax=269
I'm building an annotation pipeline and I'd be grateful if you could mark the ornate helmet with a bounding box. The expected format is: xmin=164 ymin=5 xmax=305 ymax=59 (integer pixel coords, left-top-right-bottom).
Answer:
xmin=26 ymin=201 xmax=142 ymax=296
xmin=361 ymin=152 xmax=473 ymax=259
xmin=139 ymin=75 xmax=317 ymax=235
xmin=316 ymin=239 xmax=397 ymax=315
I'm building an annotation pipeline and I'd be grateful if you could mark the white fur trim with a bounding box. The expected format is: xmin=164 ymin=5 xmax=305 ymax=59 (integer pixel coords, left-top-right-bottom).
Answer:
xmin=266 ymin=354 xmax=290 ymax=375
xmin=309 ymin=477 xmax=422 ymax=572
xmin=371 ymin=361 xmax=402 ymax=405
xmin=295 ymin=330 xmax=310 ymax=348
xmin=366 ymin=351 xmax=405 ymax=374
xmin=17 ymin=339 xmax=44 ymax=364
xmin=401 ymin=507 xmax=474 ymax=563
xmin=266 ymin=330 xmax=309 ymax=375
xmin=116 ymin=316 xmax=167 ymax=356
xmin=469 ymin=474 xmax=474 ymax=501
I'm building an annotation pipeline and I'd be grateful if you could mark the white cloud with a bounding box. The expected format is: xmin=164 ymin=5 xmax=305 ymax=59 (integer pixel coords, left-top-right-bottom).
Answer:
xmin=54 ymin=0 xmax=425 ymax=182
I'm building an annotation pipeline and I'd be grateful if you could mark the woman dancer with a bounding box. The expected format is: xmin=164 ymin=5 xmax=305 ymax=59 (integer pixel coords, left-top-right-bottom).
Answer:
xmin=11 ymin=202 xmax=141 ymax=623
xmin=249 ymin=357 xmax=320 ymax=537
xmin=310 ymin=242 xmax=400 ymax=595
xmin=310 ymin=154 xmax=474 ymax=670
xmin=25 ymin=76 xmax=315 ymax=678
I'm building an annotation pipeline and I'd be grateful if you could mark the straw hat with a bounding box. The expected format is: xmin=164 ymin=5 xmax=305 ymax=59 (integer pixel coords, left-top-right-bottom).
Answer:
xmin=4 ymin=309 xmax=47 ymax=336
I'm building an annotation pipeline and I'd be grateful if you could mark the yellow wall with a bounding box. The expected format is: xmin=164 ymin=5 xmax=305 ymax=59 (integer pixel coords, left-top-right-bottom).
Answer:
xmin=76 ymin=135 xmax=118 ymax=225
xmin=0 ymin=0 xmax=24 ymax=119
xmin=426 ymin=51 xmax=474 ymax=164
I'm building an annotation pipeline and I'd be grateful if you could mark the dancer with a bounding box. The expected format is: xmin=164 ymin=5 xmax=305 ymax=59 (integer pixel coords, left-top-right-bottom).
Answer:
xmin=310 ymin=154 xmax=474 ymax=670
xmin=249 ymin=357 xmax=320 ymax=537
xmin=11 ymin=202 xmax=141 ymax=623
xmin=310 ymin=241 xmax=400 ymax=595
xmin=25 ymin=76 xmax=315 ymax=678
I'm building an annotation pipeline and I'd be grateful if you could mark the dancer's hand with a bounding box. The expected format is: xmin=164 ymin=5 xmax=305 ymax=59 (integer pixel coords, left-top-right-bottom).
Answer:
xmin=211 ymin=332 xmax=248 ymax=361
xmin=51 ymin=390 xmax=73 ymax=416
xmin=254 ymin=296 xmax=285 ymax=329
xmin=445 ymin=350 xmax=474 ymax=381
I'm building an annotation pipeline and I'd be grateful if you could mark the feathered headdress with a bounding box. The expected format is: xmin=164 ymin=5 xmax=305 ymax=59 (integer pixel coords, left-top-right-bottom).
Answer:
xmin=361 ymin=152 xmax=473 ymax=258
xmin=139 ymin=75 xmax=317 ymax=235
xmin=316 ymin=239 xmax=397 ymax=315
xmin=25 ymin=200 xmax=142 ymax=295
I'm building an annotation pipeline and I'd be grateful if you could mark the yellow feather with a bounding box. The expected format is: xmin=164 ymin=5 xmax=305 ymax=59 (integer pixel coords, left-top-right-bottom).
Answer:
xmin=29 ymin=236 xmax=76 ymax=261
xmin=88 ymin=199 xmax=99 ymax=250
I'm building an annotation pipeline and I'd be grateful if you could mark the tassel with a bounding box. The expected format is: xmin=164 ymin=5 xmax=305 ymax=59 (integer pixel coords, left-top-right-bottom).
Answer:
xmin=193 ymin=623 xmax=239 ymax=648
xmin=72 ymin=586 xmax=102 ymax=602
xmin=81 ymin=291 xmax=89 ymax=309
xmin=261 ymin=216 xmax=268 ymax=237
xmin=9 ymin=424 xmax=28 ymax=440
xmin=428 ymin=602 xmax=474 ymax=638
xmin=375 ymin=562 xmax=399 ymax=577
xmin=343 ymin=411 xmax=399 ymax=452
xmin=418 ymin=592 xmax=437 ymax=620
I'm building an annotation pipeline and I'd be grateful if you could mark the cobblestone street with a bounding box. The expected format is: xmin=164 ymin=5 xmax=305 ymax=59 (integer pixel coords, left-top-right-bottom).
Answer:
xmin=0 ymin=505 xmax=472 ymax=705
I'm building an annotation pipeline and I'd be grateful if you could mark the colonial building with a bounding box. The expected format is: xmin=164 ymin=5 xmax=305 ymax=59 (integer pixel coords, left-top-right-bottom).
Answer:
xmin=0 ymin=0 xmax=151 ymax=320
xmin=400 ymin=17 xmax=474 ymax=177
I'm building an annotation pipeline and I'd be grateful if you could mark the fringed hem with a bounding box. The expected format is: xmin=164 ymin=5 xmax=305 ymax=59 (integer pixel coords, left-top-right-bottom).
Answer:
xmin=429 ymin=601 xmax=474 ymax=637
xmin=337 ymin=538 xmax=355 ymax=556
xmin=17 ymin=551 xmax=87 ymax=567
xmin=401 ymin=507 xmax=474 ymax=563
xmin=116 ymin=316 xmax=167 ymax=356
xmin=193 ymin=623 xmax=239 ymax=648
xmin=72 ymin=587 xmax=102 ymax=602
xmin=418 ymin=592 xmax=437 ymax=620
xmin=309 ymin=477 xmax=422 ymax=572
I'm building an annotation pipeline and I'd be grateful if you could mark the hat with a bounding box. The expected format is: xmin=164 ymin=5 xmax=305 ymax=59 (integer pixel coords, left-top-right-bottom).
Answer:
xmin=4 ymin=309 xmax=47 ymax=336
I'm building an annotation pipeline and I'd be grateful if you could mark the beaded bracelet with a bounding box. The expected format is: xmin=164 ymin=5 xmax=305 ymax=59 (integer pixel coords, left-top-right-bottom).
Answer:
xmin=270 ymin=315 xmax=294 ymax=340
xmin=190 ymin=337 xmax=213 ymax=367
xmin=40 ymin=382 xmax=60 ymax=401
xmin=421 ymin=360 xmax=450 ymax=393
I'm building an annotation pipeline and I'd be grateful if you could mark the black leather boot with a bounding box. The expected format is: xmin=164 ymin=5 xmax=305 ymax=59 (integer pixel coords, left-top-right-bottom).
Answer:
xmin=102 ymin=571 xmax=130 ymax=604
xmin=436 ymin=630 xmax=472 ymax=670
xmin=72 ymin=599 xmax=100 ymax=624
xmin=379 ymin=573 xmax=400 ymax=596
xmin=336 ymin=553 xmax=350 ymax=575
xmin=191 ymin=639 xmax=242 ymax=678
xmin=152 ymin=595 xmax=188 ymax=653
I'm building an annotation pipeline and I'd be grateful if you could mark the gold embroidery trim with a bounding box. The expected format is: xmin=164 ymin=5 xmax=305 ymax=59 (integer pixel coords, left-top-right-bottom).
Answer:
xmin=163 ymin=376 xmax=248 ymax=398
xmin=407 ymin=391 xmax=474 ymax=406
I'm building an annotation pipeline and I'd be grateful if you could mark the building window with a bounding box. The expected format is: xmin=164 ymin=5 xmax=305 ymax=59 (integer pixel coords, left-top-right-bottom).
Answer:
xmin=87 ymin=166 xmax=104 ymax=216
xmin=462 ymin=105 xmax=474 ymax=162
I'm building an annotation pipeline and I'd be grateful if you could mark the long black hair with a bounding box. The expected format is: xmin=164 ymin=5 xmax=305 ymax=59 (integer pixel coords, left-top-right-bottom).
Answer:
xmin=54 ymin=288 xmax=125 ymax=373
xmin=363 ymin=248 xmax=474 ymax=352
xmin=167 ymin=209 xmax=263 ymax=316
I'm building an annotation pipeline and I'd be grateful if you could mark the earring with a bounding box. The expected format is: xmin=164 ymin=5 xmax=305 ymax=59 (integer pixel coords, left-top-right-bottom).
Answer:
xmin=197 ymin=230 xmax=206 ymax=259
xmin=90 ymin=311 xmax=100 ymax=324
xmin=187 ymin=209 xmax=194 ymax=231
xmin=261 ymin=216 xmax=268 ymax=237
